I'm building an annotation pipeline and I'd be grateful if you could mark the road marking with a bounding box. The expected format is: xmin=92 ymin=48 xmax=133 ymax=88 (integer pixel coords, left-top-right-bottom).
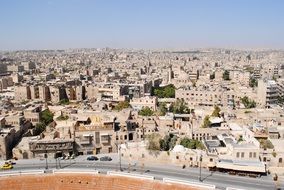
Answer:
xmin=107 ymin=171 xmax=154 ymax=180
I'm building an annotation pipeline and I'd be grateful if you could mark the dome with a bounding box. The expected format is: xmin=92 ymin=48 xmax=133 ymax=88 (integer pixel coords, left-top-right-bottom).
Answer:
xmin=172 ymin=145 xmax=186 ymax=153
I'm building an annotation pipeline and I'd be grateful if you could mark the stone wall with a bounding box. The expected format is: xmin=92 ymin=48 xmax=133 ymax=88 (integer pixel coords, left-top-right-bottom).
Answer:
xmin=0 ymin=173 xmax=200 ymax=190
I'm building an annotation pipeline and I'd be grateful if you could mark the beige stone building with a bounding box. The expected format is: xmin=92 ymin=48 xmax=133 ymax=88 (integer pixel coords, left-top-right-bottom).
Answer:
xmin=130 ymin=96 xmax=157 ymax=111
xmin=257 ymin=79 xmax=278 ymax=108
xmin=14 ymin=85 xmax=31 ymax=102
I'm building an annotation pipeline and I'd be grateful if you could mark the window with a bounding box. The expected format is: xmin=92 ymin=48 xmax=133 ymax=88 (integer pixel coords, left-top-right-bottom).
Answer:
xmin=101 ymin=135 xmax=109 ymax=142
xmin=95 ymin=132 xmax=100 ymax=144
xmin=241 ymin=152 xmax=244 ymax=158
xmin=249 ymin=152 xmax=252 ymax=158
xmin=210 ymin=158 xmax=213 ymax=162
xmin=279 ymin=158 xmax=283 ymax=163
xmin=236 ymin=152 xmax=240 ymax=158
xmin=253 ymin=152 xmax=256 ymax=158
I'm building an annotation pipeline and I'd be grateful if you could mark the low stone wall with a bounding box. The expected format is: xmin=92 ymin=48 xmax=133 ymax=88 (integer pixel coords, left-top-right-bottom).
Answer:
xmin=0 ymin=173 xmax=200 ymax=190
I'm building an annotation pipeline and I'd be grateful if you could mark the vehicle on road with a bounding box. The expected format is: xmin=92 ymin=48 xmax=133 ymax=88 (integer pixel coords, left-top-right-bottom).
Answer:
xmin=87 ymin=156 xmax=98 ymax=161
xmin=1 ymin=163 xmax=13 ymax=170
xmin=100 ymin=156 xmax=112 ymax=161
xmin=5 ymin=160 xmax=16 ymax=165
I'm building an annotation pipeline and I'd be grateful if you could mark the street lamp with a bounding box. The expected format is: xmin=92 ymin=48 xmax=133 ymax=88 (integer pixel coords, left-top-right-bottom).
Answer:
xmin=115 ymin=140 xmax=122 ymax=171
xmin=117 ymin=144 xmax=122 ymax=171
xmin=199 ymin=154 xmax=203 ymax=182
xmin=44 ymin=151 xmax=48 ymax=170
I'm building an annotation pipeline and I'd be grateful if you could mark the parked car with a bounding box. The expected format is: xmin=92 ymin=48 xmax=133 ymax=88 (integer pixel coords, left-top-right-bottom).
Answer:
xmin=5 ymin=160 xmax=16 ymax=165
xmin=1 ymin=163 xmax=13 ymax=170
xmin=100 ymin=156 xmax=112 ymax=161
xmin=87 ymin=156 xmax=98 ymax=161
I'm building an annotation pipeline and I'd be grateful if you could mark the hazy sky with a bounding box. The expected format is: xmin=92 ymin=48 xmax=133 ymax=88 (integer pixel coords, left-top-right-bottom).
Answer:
xmin=0 ymin=0 xmax=284 ymax=50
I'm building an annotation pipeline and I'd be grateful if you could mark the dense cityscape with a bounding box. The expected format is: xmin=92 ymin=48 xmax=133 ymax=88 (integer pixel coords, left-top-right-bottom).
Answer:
xmin=1 ymin=0 xmax=284 ymax=190
xmin=0 ymin=48 xmax=284 ymax=189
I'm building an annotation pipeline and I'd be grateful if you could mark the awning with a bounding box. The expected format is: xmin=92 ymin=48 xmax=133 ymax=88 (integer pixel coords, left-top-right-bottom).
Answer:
xmin=216 ymin=160 xmax=266 ymax=173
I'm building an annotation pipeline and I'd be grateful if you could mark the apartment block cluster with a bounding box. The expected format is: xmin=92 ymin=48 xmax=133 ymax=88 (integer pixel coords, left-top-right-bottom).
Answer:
xmin=1 ymin=48 xmax=284 ymax=175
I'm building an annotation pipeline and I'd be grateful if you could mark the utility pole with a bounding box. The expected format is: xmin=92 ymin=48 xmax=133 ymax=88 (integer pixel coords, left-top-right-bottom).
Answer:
xmin=55 ymin=157 xmax=58 ymax=169
xmin=44 ymin=152 xmax=48 ymax=170
xmin=118 ymin=144 xmax=122 ymax=171
xmin=58 ymin=157 xmax=61 ymax=169
xmin=115 ymin=138 xmax=122 ymax=171
xmin=199 ymin=154 xmax=202 ymax=182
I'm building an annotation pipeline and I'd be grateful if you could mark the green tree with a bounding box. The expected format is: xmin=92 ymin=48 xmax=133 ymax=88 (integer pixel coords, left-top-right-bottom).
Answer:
xmin=159 ymin=139 xmax=168 ymax=151
xmin=56 ymin=115 xmax=69 ymax=121
xmin=211 ymin=105 xmax=221 ymax=117
xmin=180 ymin=138 xmax=205 ymax=150
xmin=170 ymin=99 xmax=191 ymax=114
xmin=114 ymin=101 xmax=131 ymax=111
xmin=59 ymin=99 xmax=70 ymax=105
xmin=146 ymin=133 xmax=161 ymax=151
xmin=169 ymin=135 xmax=178 ymax=150
xmin=159 ymin=134 xmax=177 ymax=151
xmin=240 ymin=96 xmax=256 ymax=109
xmin=152 ymin=84 xmax=175 ymax=98
xmin=272 ymin=75 xmax=278 ymax=81
xmin=158 ymin=103 xmax=167 ymax=116
xmin=33 ymin=123 xmax=46 ymax=136
xmin=139 ymin=107 xmax=154 ymax=116
xmin=41 ymin=109 xmax=54 ymax=125
xmin=277 ymin=95 xmax=284 ymax=105
xmin=223 ymin=70 xmax=230 ymax=80
xmin=202 ymin=115 xmax=211 ymax=128
xmin=259 ymin=139 xmax=274 ymax=149
xmin=249 ymin=77 xmax=258 ymax=88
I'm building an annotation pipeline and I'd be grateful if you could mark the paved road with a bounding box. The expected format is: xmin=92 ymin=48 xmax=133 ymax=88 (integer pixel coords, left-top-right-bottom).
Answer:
xmin=1 ymin=154 xmax=281 ymax=190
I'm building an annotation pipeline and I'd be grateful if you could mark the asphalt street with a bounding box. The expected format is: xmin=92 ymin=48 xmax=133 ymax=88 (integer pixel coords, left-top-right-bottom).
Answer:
xmin=1 ymin=154 xmax=282 ymax=190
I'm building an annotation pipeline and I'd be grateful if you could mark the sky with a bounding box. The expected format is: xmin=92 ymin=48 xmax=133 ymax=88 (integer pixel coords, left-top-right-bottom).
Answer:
xmin=0 ymin=0 xmax=284 ymax=50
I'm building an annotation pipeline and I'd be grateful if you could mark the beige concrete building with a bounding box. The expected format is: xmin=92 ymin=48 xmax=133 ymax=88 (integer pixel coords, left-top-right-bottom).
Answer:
xmin=175 ymin=86 xmax=235 ymax=108
xmin=50 ymin=85 xmax=67 ymax=103
xmin=14 ymin=85 xmax=31 ymax=102
xmin=23 ymin=105 xmax=43 ymax=125
xmin=130 ymin=96 xmax=157 ymax=111
xmin=257 ymin=79 xmax=278 ymax=108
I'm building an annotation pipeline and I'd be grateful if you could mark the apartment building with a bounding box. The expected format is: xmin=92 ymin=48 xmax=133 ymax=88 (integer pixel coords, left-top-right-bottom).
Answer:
xmin=175 ymin=85 xmax=235 ymax=108
xmin=23 ymin=105 xmax=43 ymax=125
xmin=0 ymin=77 xmax=13 ymax=91
xmin=130 ymin=96 xmax=157 ymax=111
xmin=7 ymin=65 xmax=24 ymax=73
xmin=14 ymin=85 xmax=31 ymax=102
xmin=22 ymin=61 xmax=36 ymax=71
xmin=257 ymin=79 xmax=278 ymax=108
xmin=0 ymin=63 xmax=7 ymax=74
xmin=73 ymin=113 xmax=116 ymax=155
xmin=49 ymin=85 xmax=68 ymax=103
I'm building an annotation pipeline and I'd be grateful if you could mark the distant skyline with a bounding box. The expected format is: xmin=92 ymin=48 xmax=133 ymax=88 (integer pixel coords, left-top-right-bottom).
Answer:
xmin=0 ymin=0 xmax=284 ymax=50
